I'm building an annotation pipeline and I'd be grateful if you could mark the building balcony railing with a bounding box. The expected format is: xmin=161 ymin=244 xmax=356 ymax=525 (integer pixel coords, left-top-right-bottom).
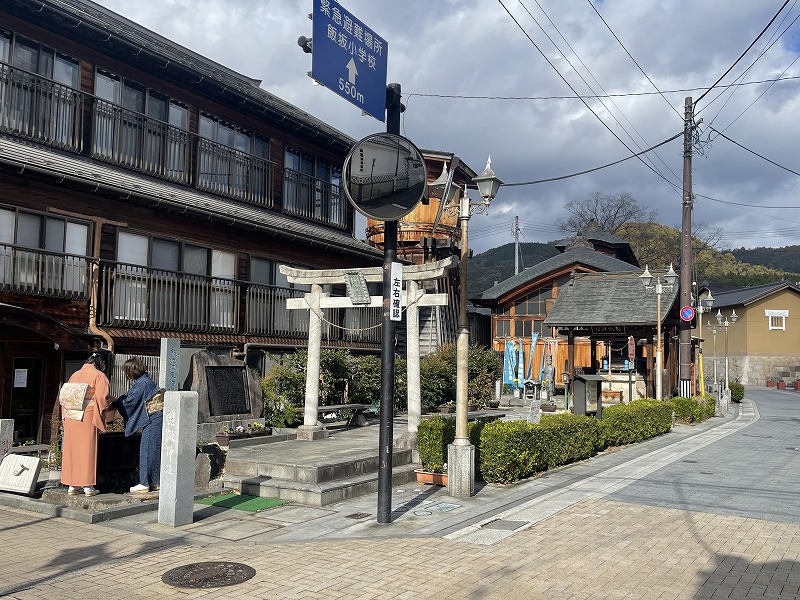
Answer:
xmin=0 ymin=63 xmax=83 ymax=152
xmin=197 ymin=138 xmax=275 ymax=207
xmin=0 ymin=243 xmax=90 ymax=299
xmin=283 ymin=169 xmax=347 ymax=229
xmin=97 ymin=260 xmax=381 ymax=342
xmin=91 ymin=98 xmax=193 ymax=185
xmin=0 ymin=61 xmax=351 ymax=229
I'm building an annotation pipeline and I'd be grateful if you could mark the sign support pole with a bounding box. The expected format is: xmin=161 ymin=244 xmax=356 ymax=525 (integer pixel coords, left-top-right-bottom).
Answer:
xmin=377 ymin=83 xmax=402 ymax=524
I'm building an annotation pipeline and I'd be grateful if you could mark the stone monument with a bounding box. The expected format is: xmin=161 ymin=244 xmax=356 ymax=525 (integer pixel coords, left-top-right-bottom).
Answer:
xmin=0 ymin=419 xmax=12 ymax=462
xmin=158 ymin=390 xmax=198 ymax=527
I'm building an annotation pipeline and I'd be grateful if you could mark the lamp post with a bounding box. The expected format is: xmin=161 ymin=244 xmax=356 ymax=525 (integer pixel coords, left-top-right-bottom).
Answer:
xmin=640 ymin=264 xmax=678 ymax=400
xmin=695 ymin=289 xmax=715 ymax=394
xmin=446 ymin=156 xmax=502 ymax=499
xmin=715 ymin=309 xmax=738 ymax=395
xmin=705 ymin=321 xmax=718 ymax=391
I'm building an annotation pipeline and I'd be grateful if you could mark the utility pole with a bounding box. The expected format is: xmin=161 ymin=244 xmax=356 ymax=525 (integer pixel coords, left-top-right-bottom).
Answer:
xmin=377 ymin=83 xmax=402 ymax=524
xmin=679 ymin=96 xmax=694 ymax=398
xmin=513 ymin=216 xmax=521 ymax=275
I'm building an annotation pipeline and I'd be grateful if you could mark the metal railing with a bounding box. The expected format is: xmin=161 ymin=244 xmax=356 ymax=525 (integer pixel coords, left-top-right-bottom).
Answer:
xmin=98 ymin=261 xmax=240 ymax=333
xmin=0 ymin=63 xmax=83 ymax=152
xmin=98 ymin=261 xmax=381 ymax=341
xmin=283 ymin=169 xmax=347 ymax=229
xmin=92 ymin=98 xmax=193 ymax=185
xmin=197 ymin=138 xmax=275 ymax=206
xmin=0 ymin=243 xmax=90 ymax=299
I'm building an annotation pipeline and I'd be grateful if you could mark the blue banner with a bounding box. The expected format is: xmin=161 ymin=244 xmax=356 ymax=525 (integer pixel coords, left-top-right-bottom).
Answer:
xmin=503 ymin=340 xmax=518 ymax=386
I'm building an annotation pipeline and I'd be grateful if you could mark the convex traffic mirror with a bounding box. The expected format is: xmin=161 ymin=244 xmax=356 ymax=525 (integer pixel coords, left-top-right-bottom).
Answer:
xmin=342 ymin=133 xmax=426 ymax=221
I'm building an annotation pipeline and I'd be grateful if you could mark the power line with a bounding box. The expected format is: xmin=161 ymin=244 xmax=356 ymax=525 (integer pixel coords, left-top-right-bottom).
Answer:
xmin=703 ymin=6 xmax=800 ymax=127
xmin=523 ymin=0 xmax=681 ymax=185
xmin=585 ymin=0 xmax=682 ymax=120
xmin=707 ymin=126 xmax=800 ymax=178
xmin=405 ymin=75 xmax=800 ymax=102
xmin=695 ymin=0 xmax=792 ymax=106
xmin=496 ymin=0 xmax=680 ymax=189
xmin=502 ymin=131 xmax=683 ymax=186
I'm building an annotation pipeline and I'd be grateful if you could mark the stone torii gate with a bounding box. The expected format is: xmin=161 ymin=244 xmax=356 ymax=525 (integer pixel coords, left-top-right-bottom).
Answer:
xmin=281 ymin=256 xmax=458 ymax=442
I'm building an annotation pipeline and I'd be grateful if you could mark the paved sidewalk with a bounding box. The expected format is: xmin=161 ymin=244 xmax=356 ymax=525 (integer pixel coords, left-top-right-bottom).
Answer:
xmin=3 ymin=389 xmax=800 ymax=598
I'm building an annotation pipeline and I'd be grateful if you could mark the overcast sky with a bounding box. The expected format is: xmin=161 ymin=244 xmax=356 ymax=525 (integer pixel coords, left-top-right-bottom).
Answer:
xmin=92 ymin=0 xmax=800 ymax=256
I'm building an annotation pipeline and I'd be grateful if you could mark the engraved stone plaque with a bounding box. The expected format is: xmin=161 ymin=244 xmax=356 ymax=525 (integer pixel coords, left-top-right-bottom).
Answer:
xmin=206 ymin=366 xmax=249 ymax=416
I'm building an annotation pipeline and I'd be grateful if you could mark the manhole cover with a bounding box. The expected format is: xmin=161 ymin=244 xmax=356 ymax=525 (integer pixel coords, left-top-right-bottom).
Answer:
xmin=162 ymin=562 xmax=256 ymax=589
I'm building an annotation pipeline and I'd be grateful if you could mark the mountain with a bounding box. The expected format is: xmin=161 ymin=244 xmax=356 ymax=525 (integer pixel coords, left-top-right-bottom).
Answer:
xmin=731 ymin=246 xmax=800 ymax=274
xmin=467 ymin=229 xmax=800 ymax=299
xmin=467 ymin=242 xmax=559 ymax=298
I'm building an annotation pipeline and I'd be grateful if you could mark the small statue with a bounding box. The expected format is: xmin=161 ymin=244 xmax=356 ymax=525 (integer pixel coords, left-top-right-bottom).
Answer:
xmin=541 ymin=354 xmax=555 ymax=398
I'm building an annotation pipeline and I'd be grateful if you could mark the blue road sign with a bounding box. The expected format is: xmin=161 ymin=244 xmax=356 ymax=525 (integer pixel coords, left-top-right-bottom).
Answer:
xmin=312 ymin=0 xmax=388 ymax=121
xmin=680 ymin=306 xmax=695 ymax=322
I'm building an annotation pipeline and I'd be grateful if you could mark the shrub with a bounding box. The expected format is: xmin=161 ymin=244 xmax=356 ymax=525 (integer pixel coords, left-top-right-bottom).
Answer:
xmin=479 ymin=420 xmax=539 ymax=483
xmin=261 ymin=366 xmax=303 ymax=428
xmin=535 ymin=413 xmax=599 ymax=469
xmin=347 ymin=354 xmax=382 ymax=406
xmin=670 ymin=396 xmax=706 ymax=424
xmin=417 ymin=415 xmax=490 ymax=476
xmin=600 ymin=399 xmax=673 ymax=446
xmin=729 ymin=382 xmax=744 ymax=402
xmin=417 ymin=416 xmax=455 ymax=473
xmin=419 ymin=344 xmax=501 ymax=410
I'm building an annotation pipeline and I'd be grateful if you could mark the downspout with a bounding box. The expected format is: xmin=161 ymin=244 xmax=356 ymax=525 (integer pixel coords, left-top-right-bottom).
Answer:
xmin=87 ymin=225 xmax=114 ymax=352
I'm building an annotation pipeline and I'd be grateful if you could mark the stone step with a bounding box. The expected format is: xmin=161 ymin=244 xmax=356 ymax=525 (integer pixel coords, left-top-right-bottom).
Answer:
xmin=225 ymin=448 xmax=413 ymax=483
xmin=223 ymin=463 xmax=420 ymax=507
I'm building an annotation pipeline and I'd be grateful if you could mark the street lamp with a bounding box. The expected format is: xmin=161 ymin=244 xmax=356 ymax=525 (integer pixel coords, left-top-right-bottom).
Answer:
xmin=715 ymin=309 xmax=738 ymax=396
xmin=705 ymin=321 xmax=718 ymax=391
xmin=695 ymin=289 xmax=715 ymax=393
xmin=447 ymin=156 xmax=502 ymax=499
xmin=640 ymin=264 xmax=678 ymax=400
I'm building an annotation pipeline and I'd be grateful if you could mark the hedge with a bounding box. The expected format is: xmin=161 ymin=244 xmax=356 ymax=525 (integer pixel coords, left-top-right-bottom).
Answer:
xmin=598 ymin=399 xmax=673 ymax=447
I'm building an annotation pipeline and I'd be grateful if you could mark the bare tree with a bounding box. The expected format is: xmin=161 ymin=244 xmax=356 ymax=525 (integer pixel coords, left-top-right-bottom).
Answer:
xmin=556 ymin=192 xmax=659 ymax=234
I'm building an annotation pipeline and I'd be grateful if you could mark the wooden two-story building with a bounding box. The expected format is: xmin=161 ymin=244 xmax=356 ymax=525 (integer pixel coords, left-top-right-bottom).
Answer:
xmin=0 ymin=0 xmax=385 ymax=443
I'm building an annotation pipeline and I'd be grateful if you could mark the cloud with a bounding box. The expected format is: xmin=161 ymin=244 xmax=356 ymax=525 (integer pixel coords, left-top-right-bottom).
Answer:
xmin=93 ymin=0 xmax=800 ymax=254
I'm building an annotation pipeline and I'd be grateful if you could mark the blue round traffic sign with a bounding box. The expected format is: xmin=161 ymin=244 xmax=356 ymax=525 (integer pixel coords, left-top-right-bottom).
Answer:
xmin=680 ymin=306 xmax=695 ymax=321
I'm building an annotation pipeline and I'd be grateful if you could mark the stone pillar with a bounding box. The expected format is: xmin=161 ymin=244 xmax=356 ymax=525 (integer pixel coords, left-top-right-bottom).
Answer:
xmin=158 ymin=391 xmax=198 ymax=527
xmin=159 ymin=338 xmax=181 ymax=391
xmin=405 ymin=280 xmax=422 ymax=434
xmin=0 ymin=419 xmax=13 ymax=462
xmin=297 ymin=285 xmax=327 ymax=441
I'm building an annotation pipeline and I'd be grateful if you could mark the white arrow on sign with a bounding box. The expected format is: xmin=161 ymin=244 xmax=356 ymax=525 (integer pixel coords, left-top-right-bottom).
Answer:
xmin=346 ymin=58 xmax=358 ymax=85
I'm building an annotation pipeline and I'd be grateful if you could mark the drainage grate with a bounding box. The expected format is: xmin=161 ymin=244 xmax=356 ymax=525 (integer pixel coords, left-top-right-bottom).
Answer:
xmin=345 ymin=512 xmax=371 ymax=519
xmin=162 ymin=562 xmax=256 ymax=589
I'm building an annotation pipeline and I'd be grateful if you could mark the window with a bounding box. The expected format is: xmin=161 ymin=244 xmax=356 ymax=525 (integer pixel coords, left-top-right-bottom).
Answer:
xmin=0 ymin=206 xmax=89 ymax=294
xmin=0 ymin=32 xmax=80 ymax=147
xmin=283 ymin=146 xmax=345 ymax=227
xmin=114 ymin=232 xmax=237 ymax=330
xmin=514 ymin=284 xmax=553 ymax=316
xmin=766 ymin=310 xmax=788 ymax=331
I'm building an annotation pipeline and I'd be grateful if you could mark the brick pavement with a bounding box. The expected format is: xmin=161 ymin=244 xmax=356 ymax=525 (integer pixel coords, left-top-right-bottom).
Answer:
xmin=4 ymin=389 xmax=800 ymax=599
xmin=4 ymin=498 xmax=800 ymax=599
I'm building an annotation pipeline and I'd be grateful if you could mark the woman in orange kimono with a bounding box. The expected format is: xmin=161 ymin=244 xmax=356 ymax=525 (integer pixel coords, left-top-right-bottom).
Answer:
xmin=61 ymin=353 xmax=115 ymax=496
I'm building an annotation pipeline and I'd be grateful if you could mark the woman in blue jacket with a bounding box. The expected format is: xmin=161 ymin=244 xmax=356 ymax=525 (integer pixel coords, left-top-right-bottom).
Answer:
xmin=113 ymin=357 xmax=162 ymax=493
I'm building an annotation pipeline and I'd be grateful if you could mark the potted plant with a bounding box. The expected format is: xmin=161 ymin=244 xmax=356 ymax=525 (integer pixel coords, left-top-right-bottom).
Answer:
xmin=416 ymin=416 xmax=453 ymax=486
xmin=438 ymin=402 xmax=456 ymax=414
